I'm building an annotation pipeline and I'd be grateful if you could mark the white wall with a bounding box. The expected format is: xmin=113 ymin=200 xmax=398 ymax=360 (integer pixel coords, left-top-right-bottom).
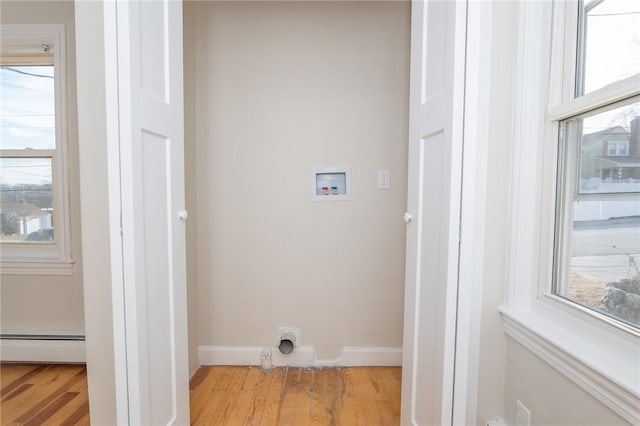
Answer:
xmin=0 ymin=1 xmax=84 ymax=336
xmin=503 ymin=338 xmax=628 ymax=426
xmin=192 ymin=1 xmax=410 ymax=361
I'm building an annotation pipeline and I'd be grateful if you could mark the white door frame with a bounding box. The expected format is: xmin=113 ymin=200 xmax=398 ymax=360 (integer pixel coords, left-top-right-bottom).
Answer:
xmin=76 ymin=0 xmax=494 ymax=424
xmin=400 ymin=0 xmax=468 ymax=423
xmin=399 ymin=1 xmax=493 ymax=425
xmin=76 ymin=1 xmax=129 ymax=424
xmin=77 ymin=0 xmax=189 ymax=424
xmin=451 ymin=1 xmax=494 ymax=424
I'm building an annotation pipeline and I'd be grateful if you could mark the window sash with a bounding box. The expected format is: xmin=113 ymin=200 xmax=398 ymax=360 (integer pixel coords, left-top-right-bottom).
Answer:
xmin=0 ymin=24 xmax=71 ymax=271
xmin=548 ymin=0 xmax=640 ymax=331
xmin=503 ymin=2 xmax=640 ymax=421
xmin=1 ymin=150 xmax=55 ymax=157
xmin=548 ymin=73 xmax=640 ymax=121
xmin=552 ymin=107 xmax=640 ymax=328
xmin=0 ymin=52 xmax=54 ymax=66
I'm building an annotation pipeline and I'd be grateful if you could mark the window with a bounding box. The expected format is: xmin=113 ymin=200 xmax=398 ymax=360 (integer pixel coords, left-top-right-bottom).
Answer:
xmin=1 ymin=66 xmax=55 ymax=243
xmin=0 ymin=25 xmax=72 ymax=274
xmin=501 ymin=1 xmax=640 ymax=422
xmin=552 ymin=0 xmax=640 ymax=329
xmin=606 ymin=141 xmax=629 ymax=156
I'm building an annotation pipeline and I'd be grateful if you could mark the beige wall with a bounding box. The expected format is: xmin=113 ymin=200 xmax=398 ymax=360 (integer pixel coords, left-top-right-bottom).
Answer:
xmin=192 ymin=1 xmax=410 ymax=359
xmin=503 ymin=337 xmax=628 ymax=426
xmin=0 ymin=1 xmax=84 ymax=335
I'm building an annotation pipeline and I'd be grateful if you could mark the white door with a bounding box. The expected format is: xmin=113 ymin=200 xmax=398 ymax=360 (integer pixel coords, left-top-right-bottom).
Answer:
xmin=400 ymin=1 xmax=468 ymax=425
xmin=116 ymin=0 xmax=190 ymax=424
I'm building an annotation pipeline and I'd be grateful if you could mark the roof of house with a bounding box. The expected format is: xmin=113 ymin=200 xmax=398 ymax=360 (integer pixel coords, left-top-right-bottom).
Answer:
xmin=581 ymin=125 xmax=630 ymax=154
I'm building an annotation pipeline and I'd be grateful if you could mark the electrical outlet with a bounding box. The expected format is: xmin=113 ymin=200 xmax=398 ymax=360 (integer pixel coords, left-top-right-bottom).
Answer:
xmin=260 ymin=349 xmax=273 ymax=370
xmin=515 ymin=400 xmax=531 ymax=426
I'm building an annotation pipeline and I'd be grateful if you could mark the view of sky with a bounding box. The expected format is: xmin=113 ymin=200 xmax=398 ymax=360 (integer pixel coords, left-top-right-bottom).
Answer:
xmin=583 ymin=0 xmax=640 ymax=96
xmin=0 ymin=65 xmax=55 ymax=150
xmin=580 ymin=0 xmax=640 ymax=135
xmin=0 ymin=65 xmax=55 ymax=186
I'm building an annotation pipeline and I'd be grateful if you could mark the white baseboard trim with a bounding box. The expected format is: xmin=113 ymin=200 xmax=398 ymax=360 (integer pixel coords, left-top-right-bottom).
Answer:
xmin=198 ymin=345 xmax=402 ymax=367
xmin=1 ymin=339 xmax=86 ymax=363
xmin=199 ymin=346 xmax=263 ymax=366
xmin=342 ymin=346 xmax=402 ymax=366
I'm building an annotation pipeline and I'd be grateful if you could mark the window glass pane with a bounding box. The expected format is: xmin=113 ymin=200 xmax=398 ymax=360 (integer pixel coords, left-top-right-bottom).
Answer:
xmin=0 ymin=65 xmax=55 ymax=150
xmin=558 ymin=100 xmax=640 ymax=328
xmin=578 ymin=0 xmax=640 ymax=96
xmin=0 ymin=157 xmax=54 ymax=243
xmin=579 ymin=101 xmax=640 ymax=194
xmin=567 ymin=200 xmax=640 ymax=327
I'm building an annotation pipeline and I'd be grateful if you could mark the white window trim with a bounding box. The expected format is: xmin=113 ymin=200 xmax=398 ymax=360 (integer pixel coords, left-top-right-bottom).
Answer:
xmin=500 ymin=2 xmax=640 ymax=424
xmin=0 ymin=25 xmax=73 ymax=275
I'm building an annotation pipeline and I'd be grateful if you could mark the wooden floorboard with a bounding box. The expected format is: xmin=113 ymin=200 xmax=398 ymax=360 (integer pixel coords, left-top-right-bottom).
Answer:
xmin=257 ymin=366 xmax=286 ymax=425
xmin=1 ymin=363 xmax=89 ymax=426
xmin=1 ymin=363 xmax=401 ymax=425
xmin=190 ymin=366 xmax=401 ymax=426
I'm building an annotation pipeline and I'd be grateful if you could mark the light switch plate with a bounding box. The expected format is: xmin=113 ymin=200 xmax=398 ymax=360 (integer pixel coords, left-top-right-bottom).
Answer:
xmin=378 ymin=169 xmax=390 ymax=190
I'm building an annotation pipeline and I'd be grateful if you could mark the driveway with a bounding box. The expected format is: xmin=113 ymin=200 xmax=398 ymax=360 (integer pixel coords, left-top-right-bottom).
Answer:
xmin=571 ymin=220 xmax=640 ymax=282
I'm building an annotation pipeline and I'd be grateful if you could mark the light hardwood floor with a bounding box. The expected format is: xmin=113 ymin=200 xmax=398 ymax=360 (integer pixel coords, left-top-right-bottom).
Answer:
xmin=189 ymin=366 xmax=401 ymax=425
xmin=1 ymin=364 xmax=401 ymax=425
xmin=0 ymin=363 xmax=90 ymax=426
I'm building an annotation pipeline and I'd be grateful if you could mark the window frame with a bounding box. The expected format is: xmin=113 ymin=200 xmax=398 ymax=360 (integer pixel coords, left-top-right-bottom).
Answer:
xmin=500 ymin=1 xmax=640 ymax=423
xmin=0 ymin=25 xmax=73 ymax=275
xmin=552 ymin=96 xmax=640 ymax=323
xmin=547 ymin=0 xmax=640 ymax=332
xmin=607 ymin=140 xmax=629 ymax=156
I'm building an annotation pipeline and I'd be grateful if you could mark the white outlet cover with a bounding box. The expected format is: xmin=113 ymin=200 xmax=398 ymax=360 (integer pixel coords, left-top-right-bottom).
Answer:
xmin=515 ymin=400 xmax=531 ymax=426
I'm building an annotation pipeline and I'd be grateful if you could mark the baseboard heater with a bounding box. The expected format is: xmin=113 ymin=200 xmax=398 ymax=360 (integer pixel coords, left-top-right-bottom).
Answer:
xmin=1 ymin=334 xmax=85 ymax=341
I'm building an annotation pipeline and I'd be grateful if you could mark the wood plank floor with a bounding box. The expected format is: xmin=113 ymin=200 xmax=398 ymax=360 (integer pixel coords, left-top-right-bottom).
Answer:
xmin=0 ymin=363 xmax=90 ymax=426
xmin=1 ymin=364 xmax=401 ymax=425
xmin=189 ymin=366 xmax=402 ymax=426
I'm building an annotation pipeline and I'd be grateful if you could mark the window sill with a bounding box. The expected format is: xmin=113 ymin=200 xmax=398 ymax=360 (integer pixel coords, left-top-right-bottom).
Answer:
xmin=500 ymin=306 xmax=640 ymax=424
xmin=1 ymin=259 xmax=75 ymax=275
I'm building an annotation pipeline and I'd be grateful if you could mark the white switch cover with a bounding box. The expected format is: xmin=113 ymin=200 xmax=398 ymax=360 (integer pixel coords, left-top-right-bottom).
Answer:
xmin=377 ymin=169 xmax=390 ymax=190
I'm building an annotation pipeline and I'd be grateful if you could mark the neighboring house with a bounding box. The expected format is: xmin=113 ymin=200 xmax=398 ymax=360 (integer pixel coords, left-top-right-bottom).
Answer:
xmin=581 ymin=117 xmax=640 ymax=183
xmin=576 ymin=117 xmax=640 ymax=221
